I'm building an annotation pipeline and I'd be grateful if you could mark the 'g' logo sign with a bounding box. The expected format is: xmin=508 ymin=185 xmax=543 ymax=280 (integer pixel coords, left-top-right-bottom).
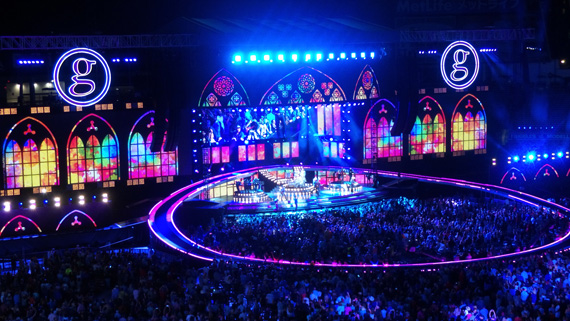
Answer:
xmin=440 ymin=41 xmax=479 ymax=90
xmin=53 ymin=48 xmax=111 ymax=107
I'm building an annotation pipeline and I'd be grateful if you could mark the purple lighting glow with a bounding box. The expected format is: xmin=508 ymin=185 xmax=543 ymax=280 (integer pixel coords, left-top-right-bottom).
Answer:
xmin=53 ymin=48 xmax=111 ymax=107
xmin=440 ymin=41 xmax=480 ymax=90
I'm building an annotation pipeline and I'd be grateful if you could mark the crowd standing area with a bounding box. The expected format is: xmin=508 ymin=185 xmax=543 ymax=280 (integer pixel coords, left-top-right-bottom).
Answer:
xmin=1 ymin=196 xmax=570 ymax=321
xmin=190 ymin=197 xmax=568 ymax=264
xmin=3 ymin=246 xmax=570 ymax=320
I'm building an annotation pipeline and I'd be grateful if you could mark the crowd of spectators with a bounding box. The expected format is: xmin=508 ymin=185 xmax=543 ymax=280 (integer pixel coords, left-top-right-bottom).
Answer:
xmin=3 ymin=246 xmax=570 ymax=320
xmin=191 ymin=197 xmax=567 ymax=264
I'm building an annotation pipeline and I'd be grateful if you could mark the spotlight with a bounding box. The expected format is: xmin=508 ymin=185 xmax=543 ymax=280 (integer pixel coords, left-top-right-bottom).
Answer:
xmin=234 ymin=55 xmax=242 ymax=62
xmin=340 ymin=52 xmax=346 ymax=59
xmin=29 ymin=199 xmax=36 ymax=210
xmin=527 ymin=153 xmax=535 ymax=161
xmin=102 ymin=193 xmax=108 ymax=203
xmin=351 ymin=52 xmax=356 ymax=59
xmin=292 ymin=54 xmax=298 ymax=62
xmin=3 ymin=201 xmax=10 ymax=212
xmin=277 ymin=54 xmax=284 ymax=62
xmin=370 ymin=52 xmax=375 ymax=59
xmin=79 ymin=195 xmax=85 ymax=205
xmin=54 ymin=197 xmax=61 ymax=207
xmin=249 ymin=54 xmax=256 ymax=62
xmin=543 ymin=153 xmax=548 ymax=159
xmin=513 ymin=156 xmax=520 ymax=162
xmin=316 ymin=53 xmax=322 ymax=61
xmin=305 ymin=53 xmax=311 ymax=61
xmin=263 ymin=54 xmax=270 ymax=61
xmin=328 ymin=53 xmax=334 ymax=60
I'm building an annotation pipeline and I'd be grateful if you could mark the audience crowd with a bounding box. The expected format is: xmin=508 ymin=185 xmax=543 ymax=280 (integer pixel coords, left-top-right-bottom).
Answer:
xmin=2 ymin=246 xmax=570 ymax=320
xmin=192 ymin=197 xmax=567 ymax=264
xmin=0 ymin=196 xmax=569 ymax=320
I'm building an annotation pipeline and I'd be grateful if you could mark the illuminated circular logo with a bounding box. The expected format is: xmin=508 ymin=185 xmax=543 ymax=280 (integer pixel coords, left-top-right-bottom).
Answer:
xmin=53 ymin=48 xmax=111 ymax=107
xmin=440 ymin=41 xmax=479 ymax=90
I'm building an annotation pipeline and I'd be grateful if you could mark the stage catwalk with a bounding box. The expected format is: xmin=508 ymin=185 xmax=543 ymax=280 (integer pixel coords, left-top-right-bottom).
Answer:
xmin=148 ymin=165 xmax=570 ymax=267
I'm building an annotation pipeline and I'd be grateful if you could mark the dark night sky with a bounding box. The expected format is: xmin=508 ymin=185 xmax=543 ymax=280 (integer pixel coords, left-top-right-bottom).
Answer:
xmin=0 ymin=0 xmax=392 ymax=36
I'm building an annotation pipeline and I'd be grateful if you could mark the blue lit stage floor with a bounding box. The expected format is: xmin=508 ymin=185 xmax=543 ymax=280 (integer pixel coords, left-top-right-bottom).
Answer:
xmin=148 ymin=165 xmax=570 ymax=267
xmin=223 ymin=186 xmax=386 ymax=214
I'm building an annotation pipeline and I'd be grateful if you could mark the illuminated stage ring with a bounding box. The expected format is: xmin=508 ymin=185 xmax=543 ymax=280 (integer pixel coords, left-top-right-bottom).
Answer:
xmin=53 ymin=48 xmax=111 ymax=107
xmin=149 ymin=166 xmax=570 ymax=267
xmin=440 ymin=41 xmax=479 ymax=90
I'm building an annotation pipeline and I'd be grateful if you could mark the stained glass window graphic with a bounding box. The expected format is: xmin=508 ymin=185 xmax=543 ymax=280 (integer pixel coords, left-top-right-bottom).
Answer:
xmin=534 ymin=164 xmax=559 ymax=180
xmin=316 ymin=104 xmax=342 ymax=136
xmin=199 ymin=69 xmax=250 ymax=107
xmin=353 ymin=65 xmax=381 ymax=101
xmin=3 ymin=117 xmax=59 ymax=189
xmin=128 ymin=111 xmax=178 ymax=179
xmin=257 ymin=144 xmax=265 ymax=160
xmin=500 ymin=167 xmax=526 ymax=184
xmin=67 ymin=114 xmax=119 ymax=184
xmin=273 ymin=143 xmax=281 ymax=159
xmin=0 ymin=215 xmax=42 ymax=237
xmin=288 ymin=91 xmax=303 ymax=104
xmin=409 ymin=96 xmax=446 ymax=156
xmin=291 ymin=142 xmax=299 ymax=158
xmin=298 ymin=74 xmax=316 ymax=93
xmin=260 ymin=66 xmax=346 ymax=105
xmin=362 ymin=99 xmax=402 ymax=163
xmin=451 ymin=94 xmax=487 ymax=152
xmin=56 ymin=210 xmax=97 ymax=231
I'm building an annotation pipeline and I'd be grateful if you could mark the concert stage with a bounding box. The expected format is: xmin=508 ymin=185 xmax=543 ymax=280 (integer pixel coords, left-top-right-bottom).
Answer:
xmin=148 ymin=165 xmax=570 ymax=268
xmin=194 ymin=166 xmax=382 ymax=213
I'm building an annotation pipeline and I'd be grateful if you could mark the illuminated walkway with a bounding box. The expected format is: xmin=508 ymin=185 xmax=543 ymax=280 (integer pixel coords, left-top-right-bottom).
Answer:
xmin=149 ymin=165 xmax=570 ymax=267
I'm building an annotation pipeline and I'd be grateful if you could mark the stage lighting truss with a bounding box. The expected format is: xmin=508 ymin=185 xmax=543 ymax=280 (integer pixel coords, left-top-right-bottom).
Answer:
xmin=232 ymin=49 xmax=386 ymax=64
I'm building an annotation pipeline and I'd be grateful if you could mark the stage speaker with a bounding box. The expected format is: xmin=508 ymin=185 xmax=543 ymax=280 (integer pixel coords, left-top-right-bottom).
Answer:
xmin=390 ymin=101 xmax=408 ymax=136
xmin=390 ymin=101 xmax=418 ymax=136
xmin=402 ymin=102 xmax=418 ymax=135
xmin=163 ymin=115 xmax=178 ymax=152
xmin=149 ymin=130 xmax=164 ymax=153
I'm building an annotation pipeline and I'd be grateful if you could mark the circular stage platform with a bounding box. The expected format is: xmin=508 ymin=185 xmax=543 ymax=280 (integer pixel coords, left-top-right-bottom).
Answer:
xmin=148 ymin=165 xmax=570 ymax=268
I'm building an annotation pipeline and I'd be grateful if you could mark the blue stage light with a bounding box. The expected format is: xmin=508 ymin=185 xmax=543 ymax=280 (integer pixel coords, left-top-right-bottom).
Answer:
xmin=351 ymin=52 xmax=356 ymax=59
xmin=370 ymin=52 xmax=375 ymax=59
xmin=543 ymin=153 xmax=548 ymax=158
xmin=557 ymin=152 xmax=564 ymax=158
xmin=292 ymin=54 xmax=298 ymax=62
xmin=234 ymin=55 xmax=242 ymax=62
xmin=328 ymin=53 xmax=334 ymax=59
xmin=361 ymin=52 xmax=366 ymax=58
xmin=250 ymin=54 xmax=256 ymax=62
xmin=277 ymin=54 xmax=284 ymax=61
xmin=316 ymin=53 xmax=322 ymax=61
xmin=340 ymin=52 xmax=346 ymax=59
xmin=513 ymin=156 xmax=520 ymax=162
xmin=263 ymin=54 xmax=270 ymax=61
xmin=305 ymin=53 xmax=311 ymax=61
xmin=527 ymin=153 xmax=535 ymax=161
